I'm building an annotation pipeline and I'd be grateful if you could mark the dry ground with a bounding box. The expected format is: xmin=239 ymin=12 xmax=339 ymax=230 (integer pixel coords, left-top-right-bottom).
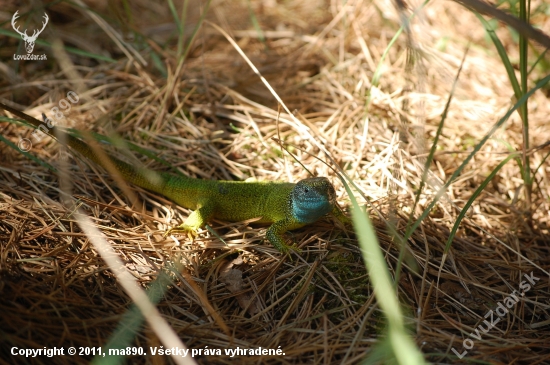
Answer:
xmin=1 ymin=0 xmax=549 ymax=364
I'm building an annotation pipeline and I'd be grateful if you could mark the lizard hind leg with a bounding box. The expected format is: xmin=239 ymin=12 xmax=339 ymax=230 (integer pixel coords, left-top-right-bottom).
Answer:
xmin=164 ymin=203 xmax=215 ymax=240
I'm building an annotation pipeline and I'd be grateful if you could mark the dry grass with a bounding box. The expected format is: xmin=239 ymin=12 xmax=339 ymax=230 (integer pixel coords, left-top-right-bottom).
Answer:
xmin=1 ymin=0 xmax=549 ymax=364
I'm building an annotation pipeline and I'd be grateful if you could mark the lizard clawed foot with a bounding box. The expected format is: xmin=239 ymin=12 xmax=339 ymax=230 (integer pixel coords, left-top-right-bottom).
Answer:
xmin=340 ymin=215 xmax=353 ymax=226
xmin=332 ymin=207 xmax=353 ymax=227
xmin=163 ymin=223 xmax=198 ymax=241
xmin=277 ymin=242 xmax=302 ymax=255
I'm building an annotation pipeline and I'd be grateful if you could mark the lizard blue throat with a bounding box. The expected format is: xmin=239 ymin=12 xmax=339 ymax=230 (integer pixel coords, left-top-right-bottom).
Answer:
xmin=290 ymin=177 xmax=336 ymax=224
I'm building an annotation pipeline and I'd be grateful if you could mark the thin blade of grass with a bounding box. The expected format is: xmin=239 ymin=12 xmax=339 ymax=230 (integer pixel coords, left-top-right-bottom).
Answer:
xmin=443 ymin=153 xmax=517 ymax=252
xmin=397 ymin=47 xmax=469 ymax=283
xmin=94 ymin=271 xmax=173 ymax=365
xmin=341 ymin=177 xmax=426 ymax=365
xmin=407 ymin=47 xmax=469 ymax=229
xmin=0 ymin=116 xmax=57 ymax=172
xmin=0 ymin=133 xmax=56 ymax=172
xmin=74 ymin=211 xmax=194 ymax=365
xmin=405 ymin=73 xmax=550 ymax=242
xmin=0 ymin=29 xmax=117 ymax=62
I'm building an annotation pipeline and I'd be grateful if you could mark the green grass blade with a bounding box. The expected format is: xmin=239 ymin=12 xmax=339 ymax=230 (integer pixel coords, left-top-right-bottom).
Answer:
xmin=247 ymin=0 xmax=266 ymax=46
xmin=398 ymin=48 xmax=469 ymax=281
xmin=443 ymin=153 xmax=517 ymax=252
xmin=178 ymin=0 xmax=212 ymax=64
xmin=341 ymin=177 xmax=426 ymax=365
xmin=0 ymin=29 xmax=117 ymax=63
xmin=369 ymin=0 xmax=430 ymax=98
xmin=0 ymin=116 xmax=57 ymax=172
xmin=92 ymin=271 xmax=172 ymax=365
xmin=474 ymin=13 xmax=522 ymax=101
xmin=405 ymin=73 xmax=550 ymax=242
xmin=408 ymin=48 xmax=469 ymax=225
xmin=0 ymin=133 xmax=57 ymax=173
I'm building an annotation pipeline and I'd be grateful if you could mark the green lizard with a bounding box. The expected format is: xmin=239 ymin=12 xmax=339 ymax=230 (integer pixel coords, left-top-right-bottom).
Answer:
xmin=1 ymin=102 xmax=348 ymax=253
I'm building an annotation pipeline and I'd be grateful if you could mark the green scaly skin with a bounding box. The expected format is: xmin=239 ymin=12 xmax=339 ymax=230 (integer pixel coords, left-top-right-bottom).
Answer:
xmin=1 ymin=103 xmax=349 ymax=253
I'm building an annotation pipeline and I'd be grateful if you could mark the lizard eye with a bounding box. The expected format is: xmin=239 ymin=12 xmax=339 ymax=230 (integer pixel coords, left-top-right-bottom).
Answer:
xmin=304 ymin=187 xmax=309 ymax=193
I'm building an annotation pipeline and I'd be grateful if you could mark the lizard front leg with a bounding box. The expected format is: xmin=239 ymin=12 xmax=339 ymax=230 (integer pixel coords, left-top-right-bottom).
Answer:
xmin=265 ymin=219 xmax=305 ymax=253
xmin=331 ymin=206 xmax=352 ymax=226
xmin=164 ymin=202 xmax=215 ymax=239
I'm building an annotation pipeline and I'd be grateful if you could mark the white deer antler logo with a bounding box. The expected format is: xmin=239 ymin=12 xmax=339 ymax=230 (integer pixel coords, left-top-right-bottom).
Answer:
xmin=12 ymin=11 xmax=49 ymax=54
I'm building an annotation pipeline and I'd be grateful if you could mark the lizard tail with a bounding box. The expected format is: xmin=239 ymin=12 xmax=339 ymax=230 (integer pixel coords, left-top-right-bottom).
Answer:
xmin=1 ymin=102 xmax=173 ymax=194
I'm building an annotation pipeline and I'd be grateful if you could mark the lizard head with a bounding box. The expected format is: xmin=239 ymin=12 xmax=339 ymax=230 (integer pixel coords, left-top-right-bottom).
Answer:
xmin=290 ymin=177 xmax=336 ymax=224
